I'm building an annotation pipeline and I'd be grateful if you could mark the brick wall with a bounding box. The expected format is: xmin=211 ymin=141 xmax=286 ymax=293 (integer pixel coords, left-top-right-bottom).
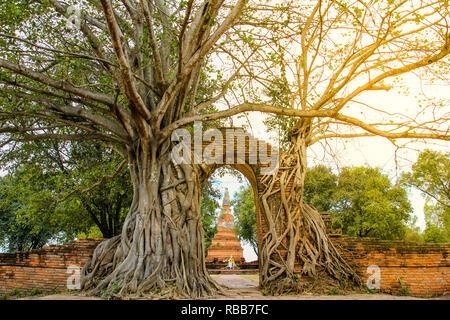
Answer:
xmin=0 ymin=237 xmax=449 ymax=297
xmin=0 ymin=239 xmax=103 ymax=294
xmin=334 ymin=236 xmax=450 ymax=297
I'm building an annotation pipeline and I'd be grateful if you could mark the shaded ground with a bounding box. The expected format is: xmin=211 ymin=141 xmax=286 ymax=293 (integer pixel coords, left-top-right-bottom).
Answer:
xmin=211 ymin=274 xmax=259 ymax=289
xmin=208 ymin=274 xmax=427 ymax=300
xmin=14 ymin=275 xmax=448 ymax=300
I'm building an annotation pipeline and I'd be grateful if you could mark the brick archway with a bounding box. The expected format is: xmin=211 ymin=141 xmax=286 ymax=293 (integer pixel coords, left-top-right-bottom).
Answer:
xmin=193 ymin=127 xmax=278 ymax=274
xmin=192 ymin=127 xmax=338 ymax=276
xmin=203 ymin=162 xmax=263 ymax=263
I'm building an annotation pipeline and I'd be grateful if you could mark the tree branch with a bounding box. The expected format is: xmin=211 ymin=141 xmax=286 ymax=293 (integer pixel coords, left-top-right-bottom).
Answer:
xmin=0 ymin=59 xmax=117 ymax=106
xmin=57 ymin=159 xmax=127 ymax=203
xmin=99 ymin=0 xmax=152 ymax=122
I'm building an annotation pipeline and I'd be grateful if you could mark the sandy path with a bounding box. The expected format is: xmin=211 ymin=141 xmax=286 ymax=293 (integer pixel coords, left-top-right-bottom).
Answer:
xmin=17 ymin=275 xmax=447 ymax=300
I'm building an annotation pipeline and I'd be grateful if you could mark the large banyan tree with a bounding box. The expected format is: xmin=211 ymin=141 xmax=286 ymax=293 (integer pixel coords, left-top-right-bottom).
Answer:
xmin=0 ymin=0 xmax=449 ymax=297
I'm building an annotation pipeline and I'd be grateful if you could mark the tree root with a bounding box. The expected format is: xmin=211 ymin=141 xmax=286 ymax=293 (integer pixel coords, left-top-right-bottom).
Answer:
xmin=258 ymin=127 xmax=362 ymax=295
xmin=81 ymin=234 xmax=225 ymax=299
xmin=81 ymin=153 xmax=225 ymax=299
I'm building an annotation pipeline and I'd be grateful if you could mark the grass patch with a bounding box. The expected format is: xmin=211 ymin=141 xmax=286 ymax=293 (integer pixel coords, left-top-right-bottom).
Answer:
xmin=326 ymin=287 xmax=341 ymax=295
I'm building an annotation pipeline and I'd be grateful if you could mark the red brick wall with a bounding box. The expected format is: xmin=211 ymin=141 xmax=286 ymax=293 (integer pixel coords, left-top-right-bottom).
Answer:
xmin=1 ymin=237 xmax=449 ymax=297
xmin=334 ymin=236 xmax=450 ymax=297
xmin=0 ymin=239 xmax=103 ymax=294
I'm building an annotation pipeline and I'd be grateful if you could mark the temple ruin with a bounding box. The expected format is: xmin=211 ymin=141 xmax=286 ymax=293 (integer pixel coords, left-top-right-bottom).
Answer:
xmin=205 ymin=188 xmax=245 ymax=264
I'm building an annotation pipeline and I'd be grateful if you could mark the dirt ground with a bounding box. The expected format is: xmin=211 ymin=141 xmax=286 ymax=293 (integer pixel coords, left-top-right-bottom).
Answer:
xmin=15 ymin=275 xmax=448 ymax=300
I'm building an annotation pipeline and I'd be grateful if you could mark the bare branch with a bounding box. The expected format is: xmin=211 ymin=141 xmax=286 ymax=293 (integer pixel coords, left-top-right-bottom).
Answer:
xmin=99 ymin=0 xmax=152 ymax=121
xmin=140 ymin=0 xmax=166 ymax=86
xmin=333 ymin=113 xmax=449 ymax=141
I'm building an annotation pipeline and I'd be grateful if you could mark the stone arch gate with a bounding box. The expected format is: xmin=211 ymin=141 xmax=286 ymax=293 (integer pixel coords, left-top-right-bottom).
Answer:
xmin=196 ymin=127 xmax=272 ymax=268
xmin=173 ymin=125 xmax=333 ymax=279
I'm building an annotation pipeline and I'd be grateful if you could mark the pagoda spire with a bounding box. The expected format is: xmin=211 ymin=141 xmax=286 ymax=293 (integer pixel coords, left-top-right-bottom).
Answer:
xmin=206 ymin=187 xmax=245 ymax=263
xmin=222 ymin=187 xmax=230 ymax=207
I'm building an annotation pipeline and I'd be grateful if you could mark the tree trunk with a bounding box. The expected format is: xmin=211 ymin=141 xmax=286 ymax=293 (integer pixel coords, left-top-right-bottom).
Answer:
xmin=259 ymin=120 xmax=360 ymax=294
xmin=81 ymin=142 xmax=222 ymax=298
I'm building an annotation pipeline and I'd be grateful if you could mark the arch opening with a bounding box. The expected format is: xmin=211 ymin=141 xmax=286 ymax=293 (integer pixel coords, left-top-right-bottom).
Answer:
xmin=200 ymin=165 xmax=261 ymax=287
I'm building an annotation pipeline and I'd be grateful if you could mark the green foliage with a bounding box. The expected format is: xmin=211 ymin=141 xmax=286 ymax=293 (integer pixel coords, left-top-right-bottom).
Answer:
xmin=0 ymin=173 xmax=59 ymax=252
xmin=232 ymin=184 xmax=258 ymax=257
xmin=30 ymin=288 xmax=42 ymax=296
xmin=99 ymin=289 xmax=111 ymax=298
xmin=401 ymin=150 xmax=449 ymax=206
xmin=423 ymin=224 xmax=448 ymax=243
xmin=304 ymin=165 xmax=338 ymax=212
xmin=77 ymin=225 xmax=104 ymax=240
xmin=365 ymin=287 xmax=376 ymax=294
xmin=332 ymin=167 xmax=412 ymax=240
xmin=304 ymin=165 xmax=413 ymax=240
xmin=10 ymin=288 xmax=20 ymax=296
xmin=0 ymin=140 xmax=133 ymax=251
xmin=327 ymin=287 xmax=341 ymax=295
xmin=397 ymin=277 xmax=410 ymax=296
xmin=200 ymin=182 xmax=220 ymax=253
xmin=263 ymin=115 xmax=295 ymax=152
xmin=403 ymin=216 xmax=425 ymax=244
xmin=401 ymin=150 xmax=450 ymax=243
xmin=0 ymin=1 xmax=49 ymax=35
xmin=112 ymin=281 xmax=121 ymax=294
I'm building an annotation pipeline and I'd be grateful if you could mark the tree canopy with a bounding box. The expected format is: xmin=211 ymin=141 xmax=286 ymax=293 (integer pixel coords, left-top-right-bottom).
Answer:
xmin=303 ymin=165 xmax=338 ymax=212
xmin=231 ymin=165 xmax=414 ymax=243
xmin=401 ymin=150 xmax=450 ymax=242
xmin=0 ymin=1 xmax=448 ymax=153
xmin=332 ymin=166 xmax=412 ymax=239
xmin=232 ymin=184 xmax=258 ymax=257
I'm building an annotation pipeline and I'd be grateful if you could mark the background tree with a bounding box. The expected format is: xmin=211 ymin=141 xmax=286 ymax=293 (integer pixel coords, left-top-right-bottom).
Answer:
xmin=332 ymin=167 xmax=412 ymax=240
xmin=200 ymin=182 xmax=220 ymax=253
xmin=1 ymin=138 xmax=133 ymax=240
xmin=403 ymin=215 xmax=425 ymax=243
xmin=232 ymin=184 xmax=258 ymax=257
xmin=0 ymin=168 xmax=90 ymax=251
xmin=0 ymin=175 xmax=52 ymax=252
xmin=53 ymin=141 xmax=133 ymax=238
xmin=303 ymin=165 xmax=338 ymax=212
xmin=401 ymin=150 xmax=450 ymax=242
